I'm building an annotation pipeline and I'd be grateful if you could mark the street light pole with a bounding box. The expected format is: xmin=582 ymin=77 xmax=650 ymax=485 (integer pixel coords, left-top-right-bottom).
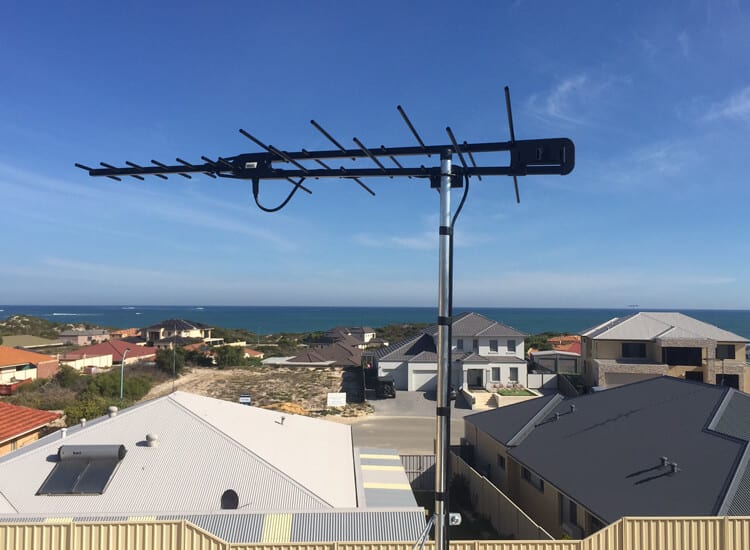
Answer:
xmin=120 ymin=348 xmax=130 ymax=400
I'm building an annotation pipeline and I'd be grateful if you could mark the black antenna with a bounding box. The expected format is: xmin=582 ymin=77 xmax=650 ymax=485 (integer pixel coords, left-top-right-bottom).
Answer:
xmin=76 ymin=87 xmax=575 ymax=550
xmin=176 ymin=157 xmax=216 ymax=178
xmin=397 ymin=105 xmax=430 ymax=157
xmin=310 ymin=120 xmax=354 ymax=159
xmin=152 ymin=159 xmax=191 ymax=179
xmin=505 ymin=86 xmax=521 ymax=203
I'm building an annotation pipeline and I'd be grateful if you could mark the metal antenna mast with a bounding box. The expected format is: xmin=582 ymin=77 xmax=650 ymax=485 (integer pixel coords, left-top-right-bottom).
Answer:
xmin=76 ymin=88 xmax=575 ymax=550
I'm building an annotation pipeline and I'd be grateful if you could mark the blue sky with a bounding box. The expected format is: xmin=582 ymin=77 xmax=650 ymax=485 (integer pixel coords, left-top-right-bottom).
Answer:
xmin=1 ymin=1 xmax=749 ymax=308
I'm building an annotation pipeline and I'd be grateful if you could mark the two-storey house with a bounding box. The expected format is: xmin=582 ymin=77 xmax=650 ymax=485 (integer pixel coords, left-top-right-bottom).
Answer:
xmin=580 ymin=312 xmax=749 ymax=392
xmin=373 ymin=312 xmax=527 ymax=391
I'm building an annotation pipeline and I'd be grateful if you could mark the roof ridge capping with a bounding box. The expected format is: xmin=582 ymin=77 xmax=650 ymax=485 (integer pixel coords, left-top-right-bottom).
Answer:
xmin=506 ymin=394 xmax=565 ymax=447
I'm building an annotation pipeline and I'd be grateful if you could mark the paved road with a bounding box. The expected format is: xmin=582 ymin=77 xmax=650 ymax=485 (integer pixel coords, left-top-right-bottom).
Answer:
xmin=351 ymin=416 xmax=466 ymax=454
xmin=350 ymin=391 xmax=475 ymax=453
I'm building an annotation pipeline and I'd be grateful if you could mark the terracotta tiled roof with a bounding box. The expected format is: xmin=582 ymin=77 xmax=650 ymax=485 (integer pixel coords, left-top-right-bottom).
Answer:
xmin=0 ymin=402 xmax=60 ymax=445
xmin=74 ymin=340 xmax=156 ymax=362
xmin=244 ymin=348 xmax=263 ymax=357
xmin=0 ymin=346 xmax=57 ymax=367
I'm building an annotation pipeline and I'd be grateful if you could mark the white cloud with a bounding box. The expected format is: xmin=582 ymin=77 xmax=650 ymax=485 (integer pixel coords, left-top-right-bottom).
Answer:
xmin=526 ymin=74 xmax=626 ymax=127
xmin=704 ymin=86 xmax=750 ymax=121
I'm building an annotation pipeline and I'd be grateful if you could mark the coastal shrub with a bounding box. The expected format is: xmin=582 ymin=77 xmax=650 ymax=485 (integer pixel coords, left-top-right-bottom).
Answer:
xmin=80 ymin=370 xmax=151 ymax=401
xmin=8 ymin=383 xmax=78 ymax=412
xmin=65 ymin=395 xmax=108 ymax=425
xmin=185 ymin=349 xmax=213 ymax=367
xmin=214 ymin=345 xmax=247 ymax=368
xmin=55 ymin=365 xmax=86 ymax=391
xmin=155 ymin=348 xmax=186 ymax=375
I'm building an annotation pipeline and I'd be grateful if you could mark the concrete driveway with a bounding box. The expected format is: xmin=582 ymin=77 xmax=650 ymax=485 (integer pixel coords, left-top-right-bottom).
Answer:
xmin=349 ymin=391 xmax=476 ymax=453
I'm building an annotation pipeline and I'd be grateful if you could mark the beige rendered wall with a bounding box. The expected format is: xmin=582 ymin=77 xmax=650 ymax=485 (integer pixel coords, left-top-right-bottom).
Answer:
xmin=0 ymin=431 xmax=39 ymax=457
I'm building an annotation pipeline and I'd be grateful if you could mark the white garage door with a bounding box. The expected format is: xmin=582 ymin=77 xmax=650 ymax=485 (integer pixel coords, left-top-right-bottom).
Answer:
xmin=379 ymin=363 xmax=408 ymax=390
xmin=410 ymin=368 xmax=437 ymax=391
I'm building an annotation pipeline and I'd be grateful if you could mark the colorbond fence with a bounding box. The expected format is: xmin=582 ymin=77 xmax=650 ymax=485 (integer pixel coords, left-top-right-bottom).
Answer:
xmin=0 ymin=517 xmax=749 ymax=550
xmin=450 ymin=453 xmax=552 ymax=540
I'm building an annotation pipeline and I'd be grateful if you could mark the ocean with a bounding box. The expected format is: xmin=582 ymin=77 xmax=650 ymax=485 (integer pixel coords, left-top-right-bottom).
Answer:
xmin=1 ymin=305 xmax=750 ymax=338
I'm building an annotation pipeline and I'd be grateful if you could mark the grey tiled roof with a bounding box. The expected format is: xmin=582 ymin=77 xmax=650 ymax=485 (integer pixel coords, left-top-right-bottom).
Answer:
xmin=144 ymin=319 xmax=212 ymax=331
xmin=581 ymin=312 xmax=748 ymax=342
xmin=452 ymin=312 xmax=527 ymax=338
xmin=468 ymin=377 xmax=750 ymax=522
xmin=375 ymin=333 xmax=436 ymax=362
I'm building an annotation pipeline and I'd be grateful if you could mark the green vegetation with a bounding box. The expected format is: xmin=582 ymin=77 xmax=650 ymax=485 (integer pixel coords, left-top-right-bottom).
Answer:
xmin=214 ymin=345 xmax=247 ymax=368
xmin=211 ymin=326 xmax=259 ymax=344
xmin=155 ymin=348 xmax=187 ymax=375
xmin=525 ymin=332 xmax=560 ymax=353
xmin=375 ymin=323 xmax=431 ymax=343
xmin=496 ymin=387 xmax=535 ymax=396
xmin=6 ymin=364 xmax=170 ymax=425
xmin=0 ymin=315 xmax=65 ymax=339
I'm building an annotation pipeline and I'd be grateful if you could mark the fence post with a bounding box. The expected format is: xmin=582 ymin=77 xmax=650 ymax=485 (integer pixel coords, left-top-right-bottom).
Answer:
xmin=67 ymin=521 xmax=74 ymax=550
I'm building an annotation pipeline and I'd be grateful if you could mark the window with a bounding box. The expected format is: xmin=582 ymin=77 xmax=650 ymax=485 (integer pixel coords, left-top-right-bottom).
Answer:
xmin=472 ymin=339 xmax=479 ymax=352
xmin=456 ymin=339 xmax=464 ymax=350
xmin=497 ymin=454 xmax=506 ymax=470
xmin=522 ymin=467 xmax=544 ymax=491
xmin=622 ymin=342 xmax=646 ymax=358
xmin=491 ymin=367 xmax=501 ymax=381
xmin=510 ymin=367 xmax=519 ymax=382
xmin=490 ymin=339 xmax=498 ymax=352
xmin=507 ymin=339 xmax=516 ymax=353
xmin=37 ymin=445 xmax=126 ymax=495
xmin=716 ymin=344 xmax=736 ymax=360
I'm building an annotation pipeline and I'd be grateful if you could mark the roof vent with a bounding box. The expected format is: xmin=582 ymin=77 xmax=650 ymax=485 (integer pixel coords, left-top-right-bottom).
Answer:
xmin=661 ymin=456 xmax=669 ymax=467
xmin=108 ymin=406 xmax=118 ymax=418
xmin=60 ymin=428 xmax=67 ymax=439
xmin=145 ymin=433 xmax=159 ymax=448
xmin=569 ymin=404 xmax=576 ymax=413
xmin=80 ymin=418 xmax=86 ymax=428
xmin=670 ymin=462 xmax=679 ymax=474
xmin=221 ymin=489 xmax=239 ymax=510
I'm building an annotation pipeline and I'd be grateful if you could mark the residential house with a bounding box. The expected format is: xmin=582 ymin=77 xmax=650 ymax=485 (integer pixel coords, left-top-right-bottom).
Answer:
xmin=263 ymin=341 xmax=362 ymax=368
xmin=373 ymin=312 xmax=527 ymax=392
xmin=0 ymin=392 xmax=425 ymax=543
xmin=580 ymin=311 xmax=749 ymax=391
xmin=0 ymin=346 xmax=59 ymax=393
xmin=0 ymin=335 xmax=63 ymax=350
xmin=57 ymin=329 xmax=110 ymax=346
xmin=143 ymin=319 xmax=213 ymax=345
xmin=70 ymin=340 xmax=156 ymax=366
xmin=528 ymin=350 xmax=582 ymax=375
xmin=0 ymin=402 xmax=60 ymax=457
xmin=325 ymin=327 xmax=377 ymax=349
xmin=58 ymin=351 xmax=113 ymax=372
xmin=152 ymin=335 xmax=204 ymax=350
xmin=463 ymin=376 xmax=750 ymax=539
xmin=108 ymin=327 xmax=140 ymax=340
xmin=244 ymin=347 xmax=264 ymax=360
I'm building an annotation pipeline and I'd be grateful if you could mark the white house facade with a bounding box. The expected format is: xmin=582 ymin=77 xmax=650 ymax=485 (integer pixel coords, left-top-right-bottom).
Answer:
xmin=374 ymin=312 xmax=528 ymax=391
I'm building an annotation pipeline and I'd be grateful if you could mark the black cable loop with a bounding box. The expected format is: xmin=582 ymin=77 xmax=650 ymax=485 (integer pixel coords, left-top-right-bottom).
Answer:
xmin=252 ymin=177 xmax=307 ymax=213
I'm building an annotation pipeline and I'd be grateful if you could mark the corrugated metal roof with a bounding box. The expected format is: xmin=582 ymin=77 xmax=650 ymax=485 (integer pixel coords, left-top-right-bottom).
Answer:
xmin=471 ymin=378 xmax=750 ymax=523
xmin=356 ymin=449 xmax=417 ymax=508
xmin=0 ymin=511 xmax=426 ymax=543
xmin=713 ymin=391 xmax=750 ymax=515
xmin=0 ymin=392 xmax=358 ymax=515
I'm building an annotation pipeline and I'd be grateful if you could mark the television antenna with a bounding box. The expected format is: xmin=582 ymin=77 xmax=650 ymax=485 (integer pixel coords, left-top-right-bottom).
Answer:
xmin=77 ymin=87 xmax=575 ymax=550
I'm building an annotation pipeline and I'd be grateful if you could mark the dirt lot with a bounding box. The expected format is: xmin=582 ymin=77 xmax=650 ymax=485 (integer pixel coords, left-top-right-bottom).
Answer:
xmin=142 ymin=365 xmax=372 ymax=417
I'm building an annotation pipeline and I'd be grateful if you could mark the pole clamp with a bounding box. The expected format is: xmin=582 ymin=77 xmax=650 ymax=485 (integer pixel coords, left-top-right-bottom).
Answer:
xmin=438 ymin=316 xmax=451 ymax=326
xmin=437 ymin=406 xmax=450 ymax=416
xmin=439 ymin=225 xmax=452 ymax=236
